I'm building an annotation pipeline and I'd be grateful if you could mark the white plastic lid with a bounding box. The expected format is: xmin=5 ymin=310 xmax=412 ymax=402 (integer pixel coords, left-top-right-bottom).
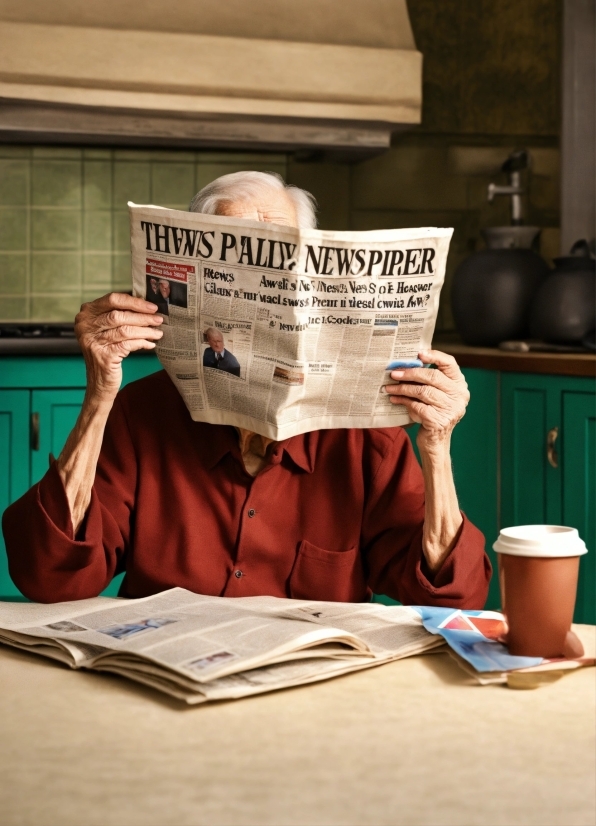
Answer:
xmin=493 ymin=525 xmax=588 ymax=558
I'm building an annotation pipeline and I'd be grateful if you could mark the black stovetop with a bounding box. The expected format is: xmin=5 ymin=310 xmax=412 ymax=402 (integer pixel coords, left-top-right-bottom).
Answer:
xmin=0 ymin=323 xmax=76 ymax=339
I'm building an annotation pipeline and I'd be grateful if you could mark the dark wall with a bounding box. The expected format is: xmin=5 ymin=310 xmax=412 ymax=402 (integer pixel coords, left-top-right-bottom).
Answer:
xmin=289 ymin=0 xmax=562 ymax=333
xmin=409 ymin=0 xmax=561 ymax=137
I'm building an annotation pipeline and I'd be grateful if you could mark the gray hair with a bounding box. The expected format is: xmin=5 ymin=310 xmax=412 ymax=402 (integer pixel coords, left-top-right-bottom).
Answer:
xmin=189 ymin=170 xmax=317 ymax=229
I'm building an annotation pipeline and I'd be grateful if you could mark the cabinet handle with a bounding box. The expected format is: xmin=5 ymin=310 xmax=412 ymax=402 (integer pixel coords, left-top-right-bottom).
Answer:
xmin=30 ymin=412 xmax=40 ymax=451
xmin=547 ymin=426 xmax=558 ymax=468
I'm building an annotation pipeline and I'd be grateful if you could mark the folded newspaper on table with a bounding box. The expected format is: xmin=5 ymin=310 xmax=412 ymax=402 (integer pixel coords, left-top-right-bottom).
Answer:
xmin=0 ymin=589 xmax=444 ymax=704
xmin=415 ymin=607 xmax=595 ymax=688
xmin=1 ymin=595 xmax=591 ymax=700
xmin=129 ymin=204 xmax=453 ymax=439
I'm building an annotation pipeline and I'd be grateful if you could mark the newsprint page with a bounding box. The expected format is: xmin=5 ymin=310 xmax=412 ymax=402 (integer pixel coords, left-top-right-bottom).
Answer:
xmin=130 ymin=204 xmax=453 ymax=440
xmin=0 ymin=589 xmax=442 ymax=704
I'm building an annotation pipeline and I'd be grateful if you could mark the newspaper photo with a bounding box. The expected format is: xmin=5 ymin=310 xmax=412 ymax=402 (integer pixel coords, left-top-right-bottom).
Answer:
xmin=129 ymin=204 xmax=453 ymax=440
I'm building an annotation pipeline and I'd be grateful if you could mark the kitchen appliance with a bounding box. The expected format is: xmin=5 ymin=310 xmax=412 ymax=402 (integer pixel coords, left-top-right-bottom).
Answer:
xmin=529 ymin=240 xmax=596 ymax=344
xmin=451 ymin=150 xmax=549 ymax=347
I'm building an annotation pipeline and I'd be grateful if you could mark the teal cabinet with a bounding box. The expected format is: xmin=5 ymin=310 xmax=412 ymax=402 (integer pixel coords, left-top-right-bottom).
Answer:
xmin=450 ymin=368 xmax=499 ymax=608
xmin=563 ymin=391 xmax=595 ymax=624
xmin=0 ymin=391 xmax=31 ymax=598
xmin=501 ymin=374 xmax=595 ymax=623
xmin=0 ymin=354 xmax=161 ymax=599
xmin=30 ymin=389 xmax=86 ymax=484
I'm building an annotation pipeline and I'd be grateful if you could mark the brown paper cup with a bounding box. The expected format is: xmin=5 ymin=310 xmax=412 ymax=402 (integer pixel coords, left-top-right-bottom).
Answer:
xmin=494 ymin=526 xmax=587 ymax=659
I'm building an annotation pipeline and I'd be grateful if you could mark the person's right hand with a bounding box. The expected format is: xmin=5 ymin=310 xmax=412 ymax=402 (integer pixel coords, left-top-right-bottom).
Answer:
xmin=75 ymin=293 xmax=164 ymax=402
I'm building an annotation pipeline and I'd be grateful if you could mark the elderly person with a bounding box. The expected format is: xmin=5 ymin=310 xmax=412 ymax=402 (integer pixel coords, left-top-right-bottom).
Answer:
xmin=146 ymin=276 xmax=168 ymax=314
xmin=3 ymin=172 xmax=490 ymax=606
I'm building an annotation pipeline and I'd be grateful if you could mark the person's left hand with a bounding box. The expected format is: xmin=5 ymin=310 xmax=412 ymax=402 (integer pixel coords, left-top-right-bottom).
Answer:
xmin=384 ymin=349 xmax=470 ymax=451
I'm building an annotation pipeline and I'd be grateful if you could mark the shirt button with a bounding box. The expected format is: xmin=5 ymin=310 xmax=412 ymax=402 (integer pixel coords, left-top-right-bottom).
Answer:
xmin=234 ymin=570 xmax=243 ymax=578
xmin=248 ymin=508 xmax=256 ymax=518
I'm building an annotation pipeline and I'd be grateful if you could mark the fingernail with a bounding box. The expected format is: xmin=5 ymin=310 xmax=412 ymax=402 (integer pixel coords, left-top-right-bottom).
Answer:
xmin=391 ymin=370 xmax=404 ymax=378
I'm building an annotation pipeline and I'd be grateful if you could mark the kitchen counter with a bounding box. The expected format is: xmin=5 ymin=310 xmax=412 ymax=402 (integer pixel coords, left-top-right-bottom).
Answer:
xmin=0 ymin=324 xmax=80 ymax=355
xmin=0 ymin=337 xmax=82 ymax=355
xmin=435 ymin=341 xmax=596 ymax=377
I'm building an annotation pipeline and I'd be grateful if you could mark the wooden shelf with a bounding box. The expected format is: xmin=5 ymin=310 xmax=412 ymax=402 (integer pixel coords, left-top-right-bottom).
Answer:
xmin=434 ymin=342 xmax=596 ymax=377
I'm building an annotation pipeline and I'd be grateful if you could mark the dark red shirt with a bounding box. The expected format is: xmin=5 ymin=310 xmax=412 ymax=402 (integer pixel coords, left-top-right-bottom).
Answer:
xmin=3 ymin=371 xmax=491 ymax=606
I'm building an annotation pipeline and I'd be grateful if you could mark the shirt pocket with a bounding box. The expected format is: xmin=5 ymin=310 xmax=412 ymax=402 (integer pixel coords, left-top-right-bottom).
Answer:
xmin=289 ymin=539 xmax=367 ymax=602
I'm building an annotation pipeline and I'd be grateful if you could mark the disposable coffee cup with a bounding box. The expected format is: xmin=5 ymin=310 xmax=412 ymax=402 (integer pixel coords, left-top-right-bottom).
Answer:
xmin=493 ymin=525 xmax=587 ymax=659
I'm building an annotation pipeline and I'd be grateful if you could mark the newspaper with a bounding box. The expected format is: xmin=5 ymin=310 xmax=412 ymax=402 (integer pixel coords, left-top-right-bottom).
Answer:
xmin=415 ymin=607 xmax=596 ymax=687
xmin=129 ymin=204 xmax=453 ymax=440
xmin=0 ymin=589 xmax=443 ymax=704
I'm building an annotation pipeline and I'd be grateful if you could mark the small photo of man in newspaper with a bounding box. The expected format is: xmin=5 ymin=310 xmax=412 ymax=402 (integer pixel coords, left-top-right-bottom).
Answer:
xmin=145 ymin=275 xmax=187 ymax=315
xmin=147 ymin=276 xmax=160 ymax=303
xmin=202 ymin=327 xmax=241 ymax=377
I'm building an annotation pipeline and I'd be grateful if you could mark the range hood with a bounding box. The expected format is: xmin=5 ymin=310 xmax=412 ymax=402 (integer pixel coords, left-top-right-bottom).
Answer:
xmin=0 ymin=0 xmax=422 ymax=154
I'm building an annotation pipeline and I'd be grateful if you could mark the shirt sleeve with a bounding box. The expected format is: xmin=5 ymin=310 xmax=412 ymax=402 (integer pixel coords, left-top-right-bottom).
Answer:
xmin=361 ymin=428 xmax=492 ymax=609
xmin=2 ymin=394 xmax=137 ymax=603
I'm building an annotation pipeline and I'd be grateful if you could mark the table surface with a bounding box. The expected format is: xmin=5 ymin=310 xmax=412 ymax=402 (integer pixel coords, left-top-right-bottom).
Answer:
xmin=1 ymin=626 xmax=594 ymax=826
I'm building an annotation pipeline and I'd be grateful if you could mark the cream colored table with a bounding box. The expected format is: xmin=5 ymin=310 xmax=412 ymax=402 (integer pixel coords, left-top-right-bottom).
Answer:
xmin=1 ymin=626 xmax=594 ymax=826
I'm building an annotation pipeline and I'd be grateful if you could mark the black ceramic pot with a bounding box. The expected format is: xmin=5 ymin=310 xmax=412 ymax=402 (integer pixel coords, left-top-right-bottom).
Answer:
xmin=529 ymin=241 xmax=596 ymax=344
xmin=451 ymin=229 xmax=549 ymax=346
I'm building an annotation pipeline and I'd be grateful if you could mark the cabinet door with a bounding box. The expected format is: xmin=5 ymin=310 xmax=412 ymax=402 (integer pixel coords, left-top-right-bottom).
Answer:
xmin=562 ymin=390 xmax=596 ymax=624
xmin=30 ymin=389 xmax=86 ymax=485
xmin=0 ymin=391 xmax=30 ymax=598
xmin=501 ymin=374 xmax=561 ymax=527
xmin=30 ymin=389 xmax=124 ymax=597
xmin=501 ymin=374 xmax=595 ymax=624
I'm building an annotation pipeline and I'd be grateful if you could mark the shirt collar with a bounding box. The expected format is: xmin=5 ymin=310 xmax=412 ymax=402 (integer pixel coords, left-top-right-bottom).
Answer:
xmin=274 ymin=430 xmax=319 ymax=473
xmin=196 ymin=424 xmax=238 ymax=470
xmin=196 ymin=424 xmax=319 ymax=474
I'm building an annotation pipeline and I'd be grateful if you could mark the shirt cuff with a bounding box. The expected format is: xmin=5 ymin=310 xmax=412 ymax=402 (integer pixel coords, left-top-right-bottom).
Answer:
xmin=412 ymin=513 xmax=492 ymax=606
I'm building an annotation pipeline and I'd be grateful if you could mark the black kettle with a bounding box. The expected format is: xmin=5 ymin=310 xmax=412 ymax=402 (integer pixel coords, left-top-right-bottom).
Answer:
xmin=451 ymin=227 xmax=549 ymax=346
xmin=529 ymin=240 xmax=596 ymax=344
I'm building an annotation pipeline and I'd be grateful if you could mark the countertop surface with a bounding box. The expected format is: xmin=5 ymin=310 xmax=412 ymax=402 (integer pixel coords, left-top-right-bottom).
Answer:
xmin=1 ymin=625 xmax=594 ymax=826
xmin=436 ymin=341 xmax=596 ymax=377
xmin=0 ymin=337 xmax=82 ymax=354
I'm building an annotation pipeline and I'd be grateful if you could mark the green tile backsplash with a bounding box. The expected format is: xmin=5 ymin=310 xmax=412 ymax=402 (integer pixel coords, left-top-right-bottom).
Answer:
xmin=0 ymin=135 xmax=558 ymax=331
xmin=0 ymin=146 xmax=287 ymax=321
xmin=0 ymin=160 xmax=28 ymax=206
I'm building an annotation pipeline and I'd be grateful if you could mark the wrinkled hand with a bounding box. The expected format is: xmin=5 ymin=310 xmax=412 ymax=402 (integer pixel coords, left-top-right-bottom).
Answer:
xmin=75 ymin=293 xmax=164 ymax=402
xmin=384 ymin=349 xmax=469 ymax=452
